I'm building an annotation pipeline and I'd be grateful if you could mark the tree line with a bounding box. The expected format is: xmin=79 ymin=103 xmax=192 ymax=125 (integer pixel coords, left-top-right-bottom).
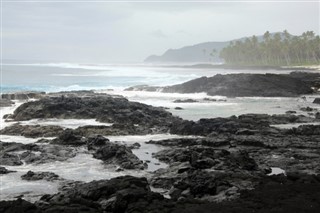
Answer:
xmin=219 ymin=30 xmax=320 ymax=66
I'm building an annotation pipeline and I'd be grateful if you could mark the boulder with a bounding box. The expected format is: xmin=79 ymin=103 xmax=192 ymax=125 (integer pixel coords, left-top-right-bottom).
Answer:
xmin=0 ymin=166 xmax=16 ymax=174
xmin=313 ymin=98 xmax=320 ymax=104
xmin=93 ymin=141 xmax=146 ymax=170
xmin=51 ymin=129 xmax=86 ymax=146
xmin=21 ymin=171 xmax=60 ymax=181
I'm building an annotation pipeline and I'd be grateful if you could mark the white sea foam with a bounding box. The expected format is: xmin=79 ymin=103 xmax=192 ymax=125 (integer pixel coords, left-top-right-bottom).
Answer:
xmin=18 ymin=118 xmax=112 ymax=129
xmin=0 ymin=101 xmax=25 ymax=130
xmin=268 ymin=167 xmax=286 ymax=176
xmin=0 ymin=135 xmax=55 ymax=144
xmin=271 ymin=123 xmax=320 ymax=129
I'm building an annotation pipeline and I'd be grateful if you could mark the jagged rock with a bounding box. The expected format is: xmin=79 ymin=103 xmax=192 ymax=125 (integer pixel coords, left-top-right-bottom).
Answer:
xmin=0 ymin=166 xmax=16 ymax=174
xmin=288 ymin=125 xmax=320 ymax=135
xmin=300 ymin=106 xmax=315 ymax=112
xmin=36 ymin=176 xmax=168 ymax=213
xmin=21 ymin=171 xmax=60 ymax=181
xmin=174 ymin=107 xmax=184 ymax=110
xmin=93 ymin=141 xmax=146 ymax=170
xmin=87 ymin=135 xmax=109 ymax=150
xmin=11 ymin=96 xmax=180 ymax=132
xmin=0 ymin=198 xmax=41 ymax=213
xmin=51 ymin=129 xmax=86 ymax=146
xmin=173 ymin=99 xmax=198 ymax=103
xmin=162 ymin=73 xmax=314 ymax=97
xmin=313 ymin=98 xmax=320 ymax=104
xmin=127 ymin=142 xmax=141 ymax=150
xmin=0 ymin=124 xmax=64 ymax=138
xmin=0 ymin=153 xmax=23 ymax=166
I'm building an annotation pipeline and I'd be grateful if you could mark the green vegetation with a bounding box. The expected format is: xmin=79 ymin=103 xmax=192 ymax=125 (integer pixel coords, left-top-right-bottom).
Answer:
xmin=219 ymin=30 xmax=320 ymax=66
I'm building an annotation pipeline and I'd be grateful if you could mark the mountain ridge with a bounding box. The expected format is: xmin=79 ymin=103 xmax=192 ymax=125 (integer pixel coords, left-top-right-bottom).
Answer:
xmin=144 ymin=33 xmax=284 ymax=64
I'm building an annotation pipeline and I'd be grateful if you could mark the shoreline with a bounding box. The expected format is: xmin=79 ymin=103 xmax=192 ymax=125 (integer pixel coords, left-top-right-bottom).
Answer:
xmin=160 ymin=63 xmax=320 ymax=71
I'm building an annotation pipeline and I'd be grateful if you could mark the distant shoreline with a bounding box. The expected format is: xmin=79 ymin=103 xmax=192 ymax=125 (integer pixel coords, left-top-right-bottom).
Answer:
xmin=161 ymin=63 xmax=320 ymax=71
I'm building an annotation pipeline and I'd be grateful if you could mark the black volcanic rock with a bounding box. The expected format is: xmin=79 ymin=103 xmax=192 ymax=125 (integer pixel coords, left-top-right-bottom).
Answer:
xmin=0 ymin=124 xmax=64 ymax=138
xmin=313 ymin=98 xmax=320 ymax=104
xmin=0 ymin=166 xmax=16 ymax=174
xmin=162 ymin=73 xmax=313 ymax=97
xmin=0 ymin=198 xmax=41 ymax=213
xmin=21 ymin=171 xmax=60 ymax=181
xmin=92 ymin=141 xmax=146 ymax=170
xmin=36 ymin=176 xmax=168 ymax=213
xmin=170 ymin=113 xmax=318 ymax=136
xmin=0 ymin=153 xmax=23 ymax=166
xmin=173 ymin=99 xmax=198 ymax=103
xmin=51 ymin=129 xmax=86 ymax=146
xmin=10 ymin=96 xmax=180 ymax=131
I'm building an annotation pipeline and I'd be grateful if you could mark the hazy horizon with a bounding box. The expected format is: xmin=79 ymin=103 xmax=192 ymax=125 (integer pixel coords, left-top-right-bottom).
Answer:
xmin=2 ymin=1 xmax=319 ymax=63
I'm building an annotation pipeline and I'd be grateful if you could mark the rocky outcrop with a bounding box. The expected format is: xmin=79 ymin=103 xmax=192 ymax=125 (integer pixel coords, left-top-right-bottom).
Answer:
xmin=36 ymin=176 xmax=169 ymax=213
xmin=0 ymin=124 xmax=64 ymax=138
xmin=91 ymin=138 xmax=146 ymax=170
xmin=74 ymin=124 xmax=153 ymax=136
xmin=0 ymin=198 xmax=41 ymax=213
xmin=173 ymin=99 xmax=198 ymax=103
xmin=10 ymin=96 xmax=181 ymax=131
xmin=21 ymin=171 xmax=61 ymax=181
xmin=1 ymin=174 xmax=320 ymax=213
xmin=162 ymin=73 xmax=313 ymax=97
xmin=50 ymin=129 xmax=86 ymax=146
xmin=0 ymin=141 xmax=76 ymax=165
xmin=170 ymin=113 xmax=318 ymax=136
xmin=0 ymin=166 xmax=16 ymax=174
xmin=313 ymin=98 xmax=320 ymax=104
xmin=125 ymin=85 xmax=162 ymax=92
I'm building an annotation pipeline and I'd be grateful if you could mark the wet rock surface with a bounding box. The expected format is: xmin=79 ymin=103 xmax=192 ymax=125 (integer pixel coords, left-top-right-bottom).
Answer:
xmin=0 ymin=166 xmax=16 ymax=174
xmin=126 ymin=72 xmax=320 ymax=97
xmin=0 ymin=141 xmax=77 ymax=165
xmin=91 ymin=138 xmax=146 ymax=170
xmin=1 ymin=174 xmax=319 ymax=213
xmin=21 ymin=171 xmax=61 ymax=181
xmin=10 ymin=95 xmax=181 ymax=131
xmin=170 ymin=113 xmax=319 ymax=136
xmin=313 ymin=98 xmax=320 ymax=104
xmin=0 ymin=124 xmax=64 ymax=138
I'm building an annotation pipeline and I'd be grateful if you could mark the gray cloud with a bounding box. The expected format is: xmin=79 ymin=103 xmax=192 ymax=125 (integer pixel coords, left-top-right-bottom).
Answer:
xmin=2 ymin=1 xmax=319 ymax=63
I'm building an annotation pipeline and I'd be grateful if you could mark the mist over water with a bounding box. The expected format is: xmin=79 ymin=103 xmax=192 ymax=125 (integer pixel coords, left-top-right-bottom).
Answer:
xmin=1 ymin=63 xmax=292 ymax=93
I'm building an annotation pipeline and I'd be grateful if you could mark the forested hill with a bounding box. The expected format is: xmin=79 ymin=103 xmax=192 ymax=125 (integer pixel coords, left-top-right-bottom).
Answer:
xmin=144 ymin=33 xmax=282 ymax=64
xmin=220 ymin=31 xmax=320 ymax=66
xmin=144 ymin=41 xmax=228 ymax=63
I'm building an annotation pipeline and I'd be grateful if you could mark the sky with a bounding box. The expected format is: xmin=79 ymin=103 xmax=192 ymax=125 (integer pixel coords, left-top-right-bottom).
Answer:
xmin=1 ymin=0 xmax=319 ymax=63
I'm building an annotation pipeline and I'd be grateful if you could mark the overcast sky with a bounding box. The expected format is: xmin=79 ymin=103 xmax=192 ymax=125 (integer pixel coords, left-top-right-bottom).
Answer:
xmin=2 ymin=0 xmax=319 ymax=63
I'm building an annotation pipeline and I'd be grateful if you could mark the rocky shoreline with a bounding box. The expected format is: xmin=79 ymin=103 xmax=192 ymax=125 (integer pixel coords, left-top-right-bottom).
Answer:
xmin=1 ymin=90 xmax=320 ymax=212
xmin=126 ymin=72 xmax=320 ymax=97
